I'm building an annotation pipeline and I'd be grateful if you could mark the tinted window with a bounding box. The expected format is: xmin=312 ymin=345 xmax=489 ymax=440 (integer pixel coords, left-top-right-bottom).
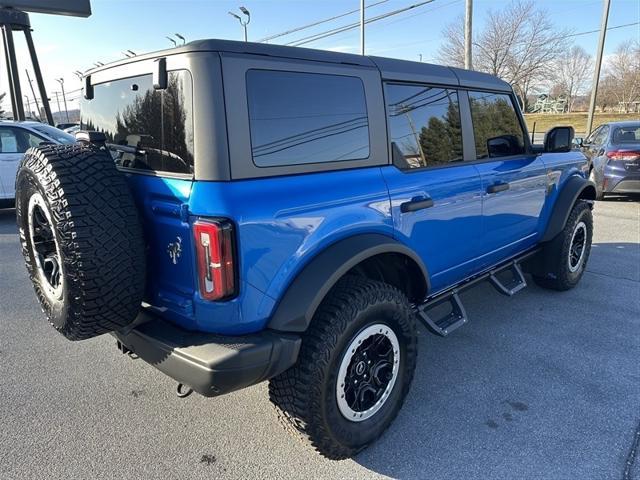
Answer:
xmin=0 ymin=127 xmax=45 ymax=153
xmin=592 ymin=125 xmax=609 ymax=145
xmin=468 ymin=91 xmax=525 ymax=158
xmin=81 ymin=71 xmax=194 ymax=174
xmin=246 ymin=70 xmax=369 ymax=167
xmin=613 ymin=126 xmax=640 ymax=144
xmin=386 ymin=84 xmax=463 ymax=169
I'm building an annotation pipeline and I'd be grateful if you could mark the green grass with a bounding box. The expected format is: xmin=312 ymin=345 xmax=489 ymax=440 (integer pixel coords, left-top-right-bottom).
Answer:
xmin=523 ymin=112 xmax=639 ymax=134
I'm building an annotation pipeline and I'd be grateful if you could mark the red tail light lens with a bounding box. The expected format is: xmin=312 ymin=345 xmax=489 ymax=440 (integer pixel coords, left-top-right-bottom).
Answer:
xmin=193 ymin=219 xmax=235 ymax=301
xmin=606 ymin=150 xmax=640 ymax=161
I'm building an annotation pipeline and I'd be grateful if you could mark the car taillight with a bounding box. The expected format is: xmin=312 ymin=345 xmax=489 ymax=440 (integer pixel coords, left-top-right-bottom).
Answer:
xmin=606 ymin=150 xmax=640 ymax=161
xmin=193 ymin=219 xmax=235 ymax=301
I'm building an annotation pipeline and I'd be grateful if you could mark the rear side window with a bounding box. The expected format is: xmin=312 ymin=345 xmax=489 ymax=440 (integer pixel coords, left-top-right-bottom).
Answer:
xmin=81 ymin=71 xmax=194 ymax=175
xmin=246 ymin=70 xmax=370 ymax=167
xmin=613 ymin=126 xmax=640 ymax=143
xmin=468 ymin=91 xmax=525 ymax=158
xmin=386 ymin=84 xmax=463 ymax=169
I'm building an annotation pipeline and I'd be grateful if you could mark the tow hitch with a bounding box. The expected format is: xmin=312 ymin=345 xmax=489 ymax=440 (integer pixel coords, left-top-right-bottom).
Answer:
xmin=176 ymin=383 xmax=193 ymax=398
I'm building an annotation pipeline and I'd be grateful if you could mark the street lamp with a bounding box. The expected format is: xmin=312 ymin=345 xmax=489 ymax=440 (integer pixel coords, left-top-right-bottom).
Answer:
xmin=56 ymin=77 xmax=70 ymax=123
xmin=73 ymin=70 xmax=83 ymax=80
xmin=166 ymin=36 xmax=177 ymax=47
xmin=174 ymin=33 xmax=186 ymax=45
xmin=228 ymin=7 xmax=250 ymax=42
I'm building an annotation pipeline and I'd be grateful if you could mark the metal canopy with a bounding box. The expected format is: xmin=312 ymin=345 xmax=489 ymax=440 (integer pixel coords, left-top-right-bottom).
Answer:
xmin=0 ymin=0 xmax=90 ymax=17
xmin=0 ymin=1 xmax=90 ymax=123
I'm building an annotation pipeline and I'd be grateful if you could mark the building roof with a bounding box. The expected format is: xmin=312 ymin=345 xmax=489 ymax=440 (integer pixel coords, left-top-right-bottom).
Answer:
xmin=86 ymin=38 xmax=512 ymax=92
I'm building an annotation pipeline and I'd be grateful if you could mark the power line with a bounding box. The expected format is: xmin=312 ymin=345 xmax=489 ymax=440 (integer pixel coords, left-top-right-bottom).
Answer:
xmin=286 ymin=0 xmax=436 ymax=47
xmin=257 ymin=0 xmax=389 ymax=43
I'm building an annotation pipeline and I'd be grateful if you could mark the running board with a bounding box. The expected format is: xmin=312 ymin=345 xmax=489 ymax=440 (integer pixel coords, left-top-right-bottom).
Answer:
xmin=416 ymin=291 xmax=468 ymax=337
xmin=489 ymin=262 xmax=527 ymax=296
xmin=414 ymin=253 xmax=535 ymax=337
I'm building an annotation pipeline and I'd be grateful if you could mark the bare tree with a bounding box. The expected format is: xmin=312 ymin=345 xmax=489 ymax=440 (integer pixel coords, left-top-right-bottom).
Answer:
xmin=599 ymin=40 xmax=640 ymax=113
xmin=551 ymin=46 xmax=592 ymax=112
xmin=438 ymin=0 xmax=569 ymax=111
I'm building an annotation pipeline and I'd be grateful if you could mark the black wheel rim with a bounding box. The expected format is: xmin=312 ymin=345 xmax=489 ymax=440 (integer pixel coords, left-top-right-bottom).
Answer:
xmin=336 ymin=324 xmax=400 ymax=422
xmin=568 ymin=221 xmax=587 ymax=273
xmin=28 ymin=193 xmax=64 ymax=300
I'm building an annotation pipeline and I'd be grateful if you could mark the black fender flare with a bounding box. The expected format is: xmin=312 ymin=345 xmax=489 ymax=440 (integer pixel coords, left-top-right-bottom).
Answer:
xmin=541 ymin=175 xmax=596 ymax=242
xmin=267 ymin=233 xmax=430 ymax=333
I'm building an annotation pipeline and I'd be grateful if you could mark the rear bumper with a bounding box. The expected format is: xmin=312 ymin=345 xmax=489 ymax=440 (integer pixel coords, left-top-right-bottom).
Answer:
xmin=113 ymin=310 xmax=301 ymax=397
xmin=603 ymin=165 xmax=640 ymax=194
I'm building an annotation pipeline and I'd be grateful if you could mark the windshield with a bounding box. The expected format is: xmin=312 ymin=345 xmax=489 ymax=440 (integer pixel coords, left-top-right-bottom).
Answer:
xmin=613 ymin=126 xmax=640 ymax=144
xmin=31 ymin=124 xmax=76 ymax=144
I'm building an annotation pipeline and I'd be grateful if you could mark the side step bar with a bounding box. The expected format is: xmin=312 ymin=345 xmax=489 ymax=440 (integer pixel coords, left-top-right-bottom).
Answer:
xmin=415 ymin=251 xmax=537 ymax=337
xmin=417 ymin=291 xmax=467 ymax=336
xmin=489 ymin=261 xmax=527 ymax=296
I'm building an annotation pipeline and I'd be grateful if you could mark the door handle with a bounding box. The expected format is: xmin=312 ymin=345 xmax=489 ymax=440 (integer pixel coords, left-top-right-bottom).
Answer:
xmin=487 ymin=182 xmax=510 ymax=194
xmin=400 ymin=196 xmax=434 ymax=213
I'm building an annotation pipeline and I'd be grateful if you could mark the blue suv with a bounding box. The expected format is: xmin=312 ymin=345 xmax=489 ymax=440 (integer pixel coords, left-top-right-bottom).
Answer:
xmin=15 ymin=40 xmax=596 ymax=459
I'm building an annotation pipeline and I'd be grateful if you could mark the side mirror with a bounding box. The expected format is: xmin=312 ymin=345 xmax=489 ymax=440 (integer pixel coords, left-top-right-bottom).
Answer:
xmin=544 ymin=126 xmax=574 ymax=153
xmin=84 ymin=74 xmax=93 ymax=100
xmin=487 ymin=135 xmax=519 ymax=157
xmin=572 ymin=137 xmax=584 ymax=147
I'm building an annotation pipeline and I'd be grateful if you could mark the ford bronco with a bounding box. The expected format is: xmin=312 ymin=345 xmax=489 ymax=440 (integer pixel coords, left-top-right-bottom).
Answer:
xmin=15 ymin=39 xmax=596 ymax=459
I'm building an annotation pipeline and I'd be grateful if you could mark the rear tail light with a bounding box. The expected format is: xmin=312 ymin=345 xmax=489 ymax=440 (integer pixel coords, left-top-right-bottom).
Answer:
xmin=606 ymin=150 xmax=640 ymax=161
xmin=193 ymin=219 xmax=236 ymax=301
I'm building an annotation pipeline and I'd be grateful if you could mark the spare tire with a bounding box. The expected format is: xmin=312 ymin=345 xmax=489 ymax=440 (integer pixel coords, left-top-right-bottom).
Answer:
xmin=15 ymin=144 xmax=146 ymax=340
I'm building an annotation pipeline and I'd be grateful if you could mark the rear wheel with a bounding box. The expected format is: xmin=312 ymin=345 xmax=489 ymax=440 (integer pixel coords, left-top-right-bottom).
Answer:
xmin=533 ymin=200 xmax=593 ymax=291
xmin=16 ymin=144 xmax=146 ymax=340
xmin=269 ymin=276 xmax=417 ymax=460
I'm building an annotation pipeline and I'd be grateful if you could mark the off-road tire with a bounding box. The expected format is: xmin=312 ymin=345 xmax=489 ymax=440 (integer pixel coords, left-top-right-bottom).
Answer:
xmin=269 ymin=276 xmax=417 ymax=460
xmin=15 ymin=144 xmax=146 ymax=340
xmin=533 ymin=200 xmax=593 ymax=291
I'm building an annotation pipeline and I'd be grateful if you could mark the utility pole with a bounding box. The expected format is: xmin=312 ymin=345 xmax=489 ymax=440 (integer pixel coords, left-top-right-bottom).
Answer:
xmin=586 ymin=0 xmax=610 ymax=136
xmin=23 ymin=95 xmax=30 ymax=117
xmin=53 ymin=91 xmax=62 ymax=121
xmin=464 ymin=0 xmax=473 ymax=70
xmin=25 ymin=69 xmax=41 ymax=121
xmin=56 ymin=78 xmax=69 ymax=122
xmin=360 ymin=0 xmax=365 ymax=55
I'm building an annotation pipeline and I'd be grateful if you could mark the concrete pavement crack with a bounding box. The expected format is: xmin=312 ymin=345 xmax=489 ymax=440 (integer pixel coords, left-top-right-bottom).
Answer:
xmin=624 ymin=419 xmax=640 ymax=480
xmin=585 ymin=269 xmax=639 ymax=283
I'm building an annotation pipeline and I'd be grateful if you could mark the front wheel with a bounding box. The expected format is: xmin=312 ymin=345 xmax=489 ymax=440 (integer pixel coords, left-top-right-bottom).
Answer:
xmin=269 ymin=276 xmax=417 ymax=460
xmin=533 ymin=200 xmax=593 ymax=291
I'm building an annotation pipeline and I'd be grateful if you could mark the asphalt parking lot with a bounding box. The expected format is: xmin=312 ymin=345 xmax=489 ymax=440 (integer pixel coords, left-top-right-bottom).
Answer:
xmin=1 ymin=199 xmax=638 ymax=480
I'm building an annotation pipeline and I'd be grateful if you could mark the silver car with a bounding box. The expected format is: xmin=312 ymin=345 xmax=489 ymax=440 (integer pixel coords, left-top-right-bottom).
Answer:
xmin=0 ymin=121 xmax=76 ymax=204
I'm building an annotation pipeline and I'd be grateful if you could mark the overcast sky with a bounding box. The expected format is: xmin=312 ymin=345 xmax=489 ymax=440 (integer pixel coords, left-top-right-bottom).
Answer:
xmin=1 ymin=0 xmax=638 ymax=116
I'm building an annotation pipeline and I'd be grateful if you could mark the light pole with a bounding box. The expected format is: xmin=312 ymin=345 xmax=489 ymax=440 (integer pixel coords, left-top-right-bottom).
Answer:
xmin=24 ymin=95 xmax=30 ymax=117
xmin=166 ymin=35 xmax=177 ymax=47
xmin=229 ymin=7 xmax=250 ymax=42
xmin=56 ymin=78 xmax=69 ymax=123
xmin=53 ymin=91 xmax=62 ymax=121
xmin=174 ymin=33 xmax=186 ymax=45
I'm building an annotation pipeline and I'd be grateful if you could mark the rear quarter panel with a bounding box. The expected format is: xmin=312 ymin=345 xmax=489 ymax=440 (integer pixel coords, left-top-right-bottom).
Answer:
xmin=189 ymin=168 xmax=393 ymax=334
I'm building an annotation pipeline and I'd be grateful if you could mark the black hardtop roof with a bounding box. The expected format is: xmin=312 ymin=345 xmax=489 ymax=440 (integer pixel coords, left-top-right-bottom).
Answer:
xmin=86 ymin=38 xmax=512 ymax=93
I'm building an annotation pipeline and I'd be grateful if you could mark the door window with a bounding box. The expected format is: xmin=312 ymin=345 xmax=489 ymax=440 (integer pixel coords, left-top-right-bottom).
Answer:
xmin=386 ymin=84 xmax=463 ymax=169
xmin=246 ymin=70 xmax=370 ymax=167
xmin=468 ymin=91 xmax=525 ymax=159
xmin=0 ymin=127 xmax=46 ymax=153
xmin=592 ymin=125 xmax=609 ymax=145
